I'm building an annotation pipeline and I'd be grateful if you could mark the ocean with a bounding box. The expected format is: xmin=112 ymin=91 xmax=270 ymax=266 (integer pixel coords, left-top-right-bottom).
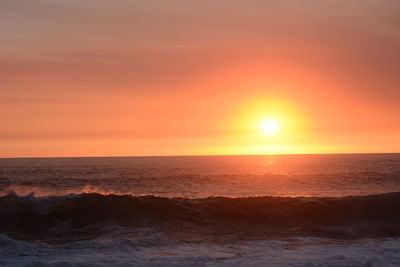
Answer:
xmin=0 ymin=154 xmax=399 ymax=266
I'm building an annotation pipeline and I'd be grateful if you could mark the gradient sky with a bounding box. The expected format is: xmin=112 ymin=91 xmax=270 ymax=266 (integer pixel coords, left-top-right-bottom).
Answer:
xmin=1 ymin=0 xmax=400 ymax=157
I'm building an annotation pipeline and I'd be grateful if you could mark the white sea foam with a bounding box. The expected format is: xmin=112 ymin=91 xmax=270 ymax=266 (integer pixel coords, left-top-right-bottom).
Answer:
xmin=0 ymin=234 xmax=400 ymax=266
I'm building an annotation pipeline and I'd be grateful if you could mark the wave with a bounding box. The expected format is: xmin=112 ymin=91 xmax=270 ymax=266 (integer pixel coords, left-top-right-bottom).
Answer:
xmin=1 ymin=192 xmax=400 ymax=243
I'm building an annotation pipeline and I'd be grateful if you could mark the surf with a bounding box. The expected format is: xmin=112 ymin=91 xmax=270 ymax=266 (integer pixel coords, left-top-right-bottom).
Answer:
xmin=1 ymin=192 xmax=400 ymax=243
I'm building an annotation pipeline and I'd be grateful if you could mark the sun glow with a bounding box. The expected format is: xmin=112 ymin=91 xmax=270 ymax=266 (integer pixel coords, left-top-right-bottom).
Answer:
xmin=260 ymin=119 xmax=280 ymax=134
xmin=224 ymin=97 xmax=314 ymax=155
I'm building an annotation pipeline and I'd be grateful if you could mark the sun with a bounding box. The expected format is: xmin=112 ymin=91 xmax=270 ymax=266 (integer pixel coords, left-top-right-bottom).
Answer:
xmin=260 ymin=119 xmax=280 ymax=134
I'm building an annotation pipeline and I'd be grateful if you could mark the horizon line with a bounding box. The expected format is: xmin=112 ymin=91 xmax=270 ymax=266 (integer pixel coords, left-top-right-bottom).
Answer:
xmin=1 ymin=152 xmax=399 ymax=160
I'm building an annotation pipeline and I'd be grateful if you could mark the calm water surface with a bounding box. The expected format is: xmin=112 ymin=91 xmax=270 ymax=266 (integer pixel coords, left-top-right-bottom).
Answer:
xmin=0 ymin=153 xmax=399 ymax=197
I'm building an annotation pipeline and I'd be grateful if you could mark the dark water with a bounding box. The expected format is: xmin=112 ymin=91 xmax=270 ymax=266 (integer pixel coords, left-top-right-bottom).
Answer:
xmin=0 ymin=154 xmax=400 ymax=266
xmin=1 ymin=153 xmax=400 ymax=197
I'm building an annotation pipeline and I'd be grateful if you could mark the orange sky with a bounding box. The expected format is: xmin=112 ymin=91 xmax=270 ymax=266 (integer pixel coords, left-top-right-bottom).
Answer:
xmin=1 ymin=0 xmax=399 ymax=157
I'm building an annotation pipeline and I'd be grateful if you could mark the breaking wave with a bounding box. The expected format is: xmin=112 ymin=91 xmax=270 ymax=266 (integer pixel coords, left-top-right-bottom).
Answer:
xmin=1 ymin=192 xmax=400 ymax=243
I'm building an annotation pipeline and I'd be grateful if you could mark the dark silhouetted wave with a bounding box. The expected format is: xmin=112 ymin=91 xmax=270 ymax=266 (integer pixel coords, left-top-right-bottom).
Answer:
xmin=1 ymin=192 xmax=400 ymax=243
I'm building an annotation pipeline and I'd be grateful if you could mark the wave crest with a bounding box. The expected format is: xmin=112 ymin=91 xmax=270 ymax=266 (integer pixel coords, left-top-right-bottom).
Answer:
xmin=1 ymin=192 xmax=400 ymax=242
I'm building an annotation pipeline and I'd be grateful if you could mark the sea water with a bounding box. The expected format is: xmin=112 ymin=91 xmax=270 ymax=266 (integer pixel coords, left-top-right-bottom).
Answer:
xmin=0 ymin=154 xmax=399 ymax=266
